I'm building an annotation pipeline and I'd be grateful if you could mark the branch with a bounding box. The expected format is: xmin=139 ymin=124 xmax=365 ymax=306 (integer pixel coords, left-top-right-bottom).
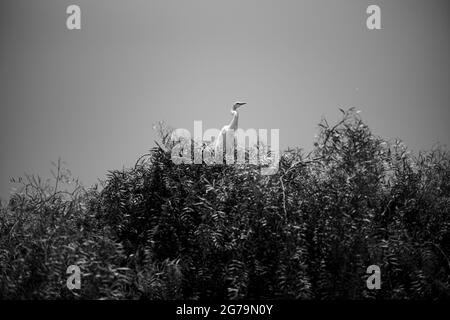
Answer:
xmin=279 ymin=176 xmax=287 ymax=218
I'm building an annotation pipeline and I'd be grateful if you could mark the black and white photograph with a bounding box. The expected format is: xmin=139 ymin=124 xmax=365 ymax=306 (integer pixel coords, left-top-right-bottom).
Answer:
xmin=0 ymin=0 xmax=449 ymax=315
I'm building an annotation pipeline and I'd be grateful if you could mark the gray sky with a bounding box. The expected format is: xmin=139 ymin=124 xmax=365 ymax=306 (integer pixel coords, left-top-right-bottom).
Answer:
xmin=0 ymin=0 xmax=449 ymax=200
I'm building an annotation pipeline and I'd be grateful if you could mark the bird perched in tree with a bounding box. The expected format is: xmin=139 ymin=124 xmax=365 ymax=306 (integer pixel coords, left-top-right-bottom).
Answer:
xmin=215 ymin=102 xmax=246 ymax=162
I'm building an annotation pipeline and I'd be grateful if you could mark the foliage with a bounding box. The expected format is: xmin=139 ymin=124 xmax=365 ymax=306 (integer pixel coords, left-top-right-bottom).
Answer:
xmin=1 ymin=109 xmax=449 ymax=299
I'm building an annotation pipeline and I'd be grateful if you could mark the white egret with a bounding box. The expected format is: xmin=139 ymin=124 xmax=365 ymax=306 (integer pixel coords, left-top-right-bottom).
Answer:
xmin=214 ymin=102 xmax=246 ymax=162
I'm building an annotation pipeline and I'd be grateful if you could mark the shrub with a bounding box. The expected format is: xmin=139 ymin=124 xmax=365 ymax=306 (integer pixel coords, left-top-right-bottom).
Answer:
xmin=1 ymin=109 xmax=449 ymax=299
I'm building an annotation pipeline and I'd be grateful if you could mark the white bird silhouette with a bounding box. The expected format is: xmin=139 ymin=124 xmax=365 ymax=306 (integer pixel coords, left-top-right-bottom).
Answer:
xmin=215 ymin=102 xmax=246 ymax=162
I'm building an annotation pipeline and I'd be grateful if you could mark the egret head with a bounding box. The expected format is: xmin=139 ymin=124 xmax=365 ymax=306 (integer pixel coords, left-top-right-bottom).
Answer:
xmin=232 ymin=101 xmax=246 ymax=111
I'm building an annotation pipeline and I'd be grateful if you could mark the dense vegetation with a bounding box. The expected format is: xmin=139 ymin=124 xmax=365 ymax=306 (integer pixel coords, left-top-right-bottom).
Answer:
xmin=1 ymin=109 xmax=449 ymax=299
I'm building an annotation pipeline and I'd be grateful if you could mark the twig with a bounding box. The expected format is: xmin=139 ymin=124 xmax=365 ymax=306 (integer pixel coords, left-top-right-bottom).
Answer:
xmin=53 ymin=158 xmax=61 ymax=196
xmin=134 ymin=153 xmax=153 ymax=169
xmin=279 ymin=176 xmax=287 ymax=218
xmin=424 ymin=241 xmax=450 ymax=272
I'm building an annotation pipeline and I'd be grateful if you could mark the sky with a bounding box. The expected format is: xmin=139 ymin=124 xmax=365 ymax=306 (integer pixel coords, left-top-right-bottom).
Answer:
xmin=0 ymin=0 xmax=449 ymax=200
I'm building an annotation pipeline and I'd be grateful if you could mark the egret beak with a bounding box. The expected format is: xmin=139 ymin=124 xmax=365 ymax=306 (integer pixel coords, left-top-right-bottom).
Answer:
xmin=235 ymin=102 xmax=246 ymax=109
